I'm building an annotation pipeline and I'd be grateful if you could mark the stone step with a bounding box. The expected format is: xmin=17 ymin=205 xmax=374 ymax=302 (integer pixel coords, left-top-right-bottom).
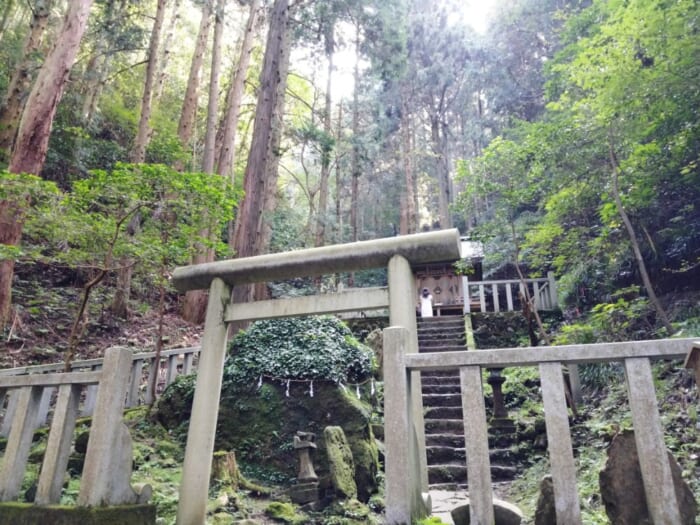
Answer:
xmin=421 ymin=368 xmax=459 ymax=385
xmin=425 ymin=431 xmax=518 ymax=450
xmin=425 ymin=418 xmax=463 ymax=433
xmin=418 ymin=345 xmax=468 ymax=353
xmin=421 ymin=377 xmax=461 ymax=389
xmin=418 ymin=335 xmax=465 ymax=345
xmin=428 ymin=463 xmax=518 ymax=485
xmin=425 ymin=433 xmax=464 ymax=448
xmin=422 ymin=393 xmax=462 ymax=407
xmin=425 ymin=405 xmax=463 ymax=419
xmin=422 ymin=383 xmax=461 ymax=394
xmin=426 ymin=446 xmax=519 ymax=464
xmin=418 ymin=325 xmax=464 ymax=333
xmin=418 ymin=316 xmax=465 ymax=325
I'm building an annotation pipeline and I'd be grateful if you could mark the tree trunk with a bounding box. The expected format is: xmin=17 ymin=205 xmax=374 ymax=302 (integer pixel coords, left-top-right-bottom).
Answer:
xmin=211 ymin=451 xmax=241 ymax=490
xmin=399 ymin=93 xmax=416 ymax=234
xmin=350 ymin=19 xmax=361 ymax=248
xmin=431 ymin=114 xmax=452 ymax=229
xmin=114 ymin=0 xmax=166 ymax=318
xmin=0 ymin=0 xmax=53 ymax=161
xmin=315 ymin=25 xmax=334 ymax=247
xmin=201 ymin=0 xmax=224 ymax=175
xmin=182 ymin=0 xmax=225 ymax=324
xmin=0 ymin=0 xmax=18 ymax=40
xmin=217 ymin=0 xmax=260 ymax=182
xmin=154 ymin=0 xmax=182 ymax=102
xmin=608 ymin=138 xmax=674 ymax=335
xmin=0 ymin=196 xmax=26 ymax=330
xmin=3 ymin=0 xmax=93 ymax=329
xmin=176 ymin=0 xmax=212 ymax=168
xmin=130 ymin=0 xmax=167 ymax=164
xmin=231 ymin=0 xmax=290 ymax=310
xmin=334 ymin=102 xmax=343 ymax=244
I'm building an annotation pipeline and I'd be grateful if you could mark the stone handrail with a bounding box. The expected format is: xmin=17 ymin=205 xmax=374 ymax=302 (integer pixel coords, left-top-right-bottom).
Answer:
xmin=463 ymin=271 xmax=558 ymax=313
xmin=384 ymin=333 xmax=698 ymax=524
xmin=0 ymin=346 xmax=201 ymax=437
xmin=0 ymin=347 xmax=150 ymax=506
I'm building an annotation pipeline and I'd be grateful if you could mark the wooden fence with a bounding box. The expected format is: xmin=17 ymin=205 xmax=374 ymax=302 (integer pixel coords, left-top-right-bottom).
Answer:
xmin=0 ymin=346 xmax=200 ymax=438
xmin=463 ymin=272 xmax=558 ymax=313
xmin=384 ymin=333 xmax=699 ymax=524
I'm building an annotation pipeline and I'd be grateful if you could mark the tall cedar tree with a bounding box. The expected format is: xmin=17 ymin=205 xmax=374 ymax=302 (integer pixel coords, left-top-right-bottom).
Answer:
xmin=1 ymin=0 xmax=93 ymax=330
xmin=231 ymin=0 xmax=291 ymax=308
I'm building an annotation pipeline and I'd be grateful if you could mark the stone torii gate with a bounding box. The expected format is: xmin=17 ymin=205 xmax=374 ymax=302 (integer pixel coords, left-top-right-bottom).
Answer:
xmin=170 ymin=229 xmax=462 ymax=525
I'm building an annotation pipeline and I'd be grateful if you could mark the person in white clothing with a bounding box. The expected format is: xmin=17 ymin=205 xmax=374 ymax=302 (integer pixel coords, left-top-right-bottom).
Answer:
xmin=419 ymin=288 xmax=433 ymax=317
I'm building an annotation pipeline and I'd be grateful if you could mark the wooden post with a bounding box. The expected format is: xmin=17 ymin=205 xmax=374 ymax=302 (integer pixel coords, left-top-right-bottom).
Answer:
xmin=478 ymin=284 xmax=486 ymax=312
xmin=539 ymin=362 xmax=582 ymax=524
xmin=492 ymin=283 xmax=500 ymax=312
xmin=36 ymin=384 xmax=81 ymax=504
xmin=624 ymin=357 xmax=681 ymax=524
xmin=460 ymin=365 xmax=495 ymax=525
xmin=685 ymin=343 xmax=700 ymax=387
xmin=183 ymin=352 xmax=195 ymax=374
xmin=166 ymin=354 xmax=179 ymax=386
xmin=177 ymin=278 xmax=231 ymax=525
xmin=145 ymin=357 xmax=159 ymax=405
xmin=81 ymin=364 xmax=101 ymax=416
xmin=0 ymin=389 xmax=19 ymax=437
xmin=36 ymin=385 xmax=55 ymax=427
xmin=78 ymin=347 xmax=133 ymax=506
xmin=0 ymin=386 xmax=42 ymax=501
xmin=506 ymin=283 xmax=514 ymax=311
xmin=547 ymin=271 xmax=558 ymax=309
xmin=462 ymin=276 xmax=471 ymax=314
xmin=128 ymin=359 xmax=144 ymax=407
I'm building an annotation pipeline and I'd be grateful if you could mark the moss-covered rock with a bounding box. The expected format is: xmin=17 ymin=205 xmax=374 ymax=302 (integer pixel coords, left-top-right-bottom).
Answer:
xmin=324 ymin=426 xmax=357 ymax=500
xmin=157 ymin=378 xmax=379 ymax=501
xmin=264 ymin=502 xmax=306 ymax=524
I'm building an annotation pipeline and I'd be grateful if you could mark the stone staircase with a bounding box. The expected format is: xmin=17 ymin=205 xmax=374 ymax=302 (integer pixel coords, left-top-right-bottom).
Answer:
xmin=418 ymin=316 xmax=518 ymax=490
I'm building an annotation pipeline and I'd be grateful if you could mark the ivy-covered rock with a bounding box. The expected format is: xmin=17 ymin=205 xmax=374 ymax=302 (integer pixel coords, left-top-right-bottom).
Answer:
xmin=225 ymin=316 xmax=374 ymax=384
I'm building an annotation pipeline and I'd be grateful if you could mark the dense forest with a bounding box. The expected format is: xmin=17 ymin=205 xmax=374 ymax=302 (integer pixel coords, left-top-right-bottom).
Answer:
xmin=1 ymin=0 xmax=699 ymax=343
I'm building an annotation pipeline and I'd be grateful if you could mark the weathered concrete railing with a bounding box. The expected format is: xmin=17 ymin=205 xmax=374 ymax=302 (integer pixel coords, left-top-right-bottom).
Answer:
xmin=0 ymin=347 xmax=150 ymax=506
xmin=0 ymin=346 xmax=200 ymax=437
xmin=385 ymin=333 xmax=698 ymax=524
xmin=463 ymin=272 xmax=558 ymax=313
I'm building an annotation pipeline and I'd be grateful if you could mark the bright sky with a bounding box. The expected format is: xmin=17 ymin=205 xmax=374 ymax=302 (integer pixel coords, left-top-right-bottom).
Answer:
xmin=458 ymin=0 xmax=498 ymax=34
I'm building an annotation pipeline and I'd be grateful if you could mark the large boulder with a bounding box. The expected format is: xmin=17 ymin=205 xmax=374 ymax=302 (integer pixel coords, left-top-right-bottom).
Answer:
xmin=599 ymin=429 xmax=697 ymax=525
xmin=157 ymin=378 xmax=379 ymax=502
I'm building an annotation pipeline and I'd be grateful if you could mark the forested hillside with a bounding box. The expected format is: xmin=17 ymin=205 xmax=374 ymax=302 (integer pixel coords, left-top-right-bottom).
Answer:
xmin=1 ymin=0 xmax=699 ymax=351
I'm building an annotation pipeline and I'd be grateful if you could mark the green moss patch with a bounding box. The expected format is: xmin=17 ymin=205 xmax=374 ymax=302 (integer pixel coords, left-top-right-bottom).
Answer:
xmin=0 ymin=503 xmax=156 ymax=525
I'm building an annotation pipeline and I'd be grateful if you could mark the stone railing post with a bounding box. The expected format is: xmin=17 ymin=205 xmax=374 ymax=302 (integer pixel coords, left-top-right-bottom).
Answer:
xmin=78 ymin=347 xmax=134 ymax=505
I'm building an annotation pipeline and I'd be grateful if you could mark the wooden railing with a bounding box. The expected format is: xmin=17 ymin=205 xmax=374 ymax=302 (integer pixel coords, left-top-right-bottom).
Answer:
xmin=0 ymin=347 xmax=150 ymax=506
xmin=463 ymin=271 xmax=558 ymax=313
xmin=384 ymin=332 xmax=698 ymax=524
xmin=0 ymin=346 xmax=200 ymax=437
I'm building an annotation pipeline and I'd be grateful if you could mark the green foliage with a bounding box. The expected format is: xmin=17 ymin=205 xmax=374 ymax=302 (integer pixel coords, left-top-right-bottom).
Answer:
xmin=225 ymin=316 xmax=374 ymax=385
xmin=0 ymin=171 xmax=60 ymax=260
xmin=33 ymin=163 xmax=238 ymax=283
